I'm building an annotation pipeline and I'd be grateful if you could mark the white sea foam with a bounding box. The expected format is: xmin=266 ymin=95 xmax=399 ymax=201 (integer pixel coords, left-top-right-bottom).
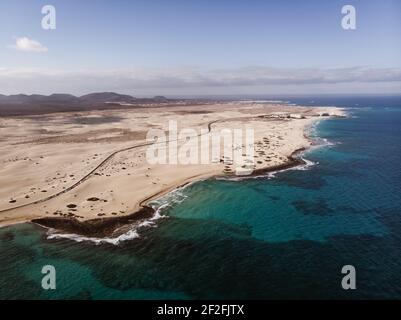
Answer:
xmin=219 ymin=116 xmax=342 ymax=182
xmin=47 ymin=228 xmax=141 ymax=245
xmin=45 ymin=182 xmax=195 ymax=245
xmin=217 ymin=157 xmax=314 ymax=181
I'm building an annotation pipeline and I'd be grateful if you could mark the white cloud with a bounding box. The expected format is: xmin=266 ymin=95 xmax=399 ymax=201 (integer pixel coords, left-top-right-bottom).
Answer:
xmin=0 ymin=66 xmax=400 ymax=95
xmin=11 ymin=37 xmax=48 ymax=53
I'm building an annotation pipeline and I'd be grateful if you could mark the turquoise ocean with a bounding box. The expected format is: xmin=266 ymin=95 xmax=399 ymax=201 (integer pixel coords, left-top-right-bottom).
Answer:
xmin=1 ymin=96 xmax=401 ymax=299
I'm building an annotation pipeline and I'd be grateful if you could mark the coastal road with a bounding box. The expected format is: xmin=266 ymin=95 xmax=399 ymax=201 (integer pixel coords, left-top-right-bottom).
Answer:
xmin=0 ymin=118 xmax=232 ymax=214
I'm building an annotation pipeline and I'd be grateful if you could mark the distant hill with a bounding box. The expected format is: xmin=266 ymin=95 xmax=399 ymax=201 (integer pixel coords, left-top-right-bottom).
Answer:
xmin=79 ymin=92 xmax=137 ymax=104
xmin=0 ymin=92 xmax=175 ymax=116
xmin=152 ymin=96 xmax=168 ymax=101
xmin=48 ymin=94 xmax=80 ymax=103
xmin=0 ymin=92 xmax=136 ymax=105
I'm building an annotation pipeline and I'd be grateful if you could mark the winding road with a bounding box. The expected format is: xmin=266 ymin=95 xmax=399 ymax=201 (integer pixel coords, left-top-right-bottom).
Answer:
xmin=0 ymin=118 xmax=227 ymax=214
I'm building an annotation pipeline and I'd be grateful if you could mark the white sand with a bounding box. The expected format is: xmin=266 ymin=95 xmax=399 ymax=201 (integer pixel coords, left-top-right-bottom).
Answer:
xmin=0 ymin=102 xmax=345 ymax=227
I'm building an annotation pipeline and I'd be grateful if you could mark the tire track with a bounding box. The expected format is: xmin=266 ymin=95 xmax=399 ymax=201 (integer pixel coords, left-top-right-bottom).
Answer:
xmin=0 ymin=118 xmax=226 ymax=214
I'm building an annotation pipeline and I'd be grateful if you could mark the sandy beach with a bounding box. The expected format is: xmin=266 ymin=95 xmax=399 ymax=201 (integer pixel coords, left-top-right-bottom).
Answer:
xmin=0 ymin=101 xmax=344 ymax=236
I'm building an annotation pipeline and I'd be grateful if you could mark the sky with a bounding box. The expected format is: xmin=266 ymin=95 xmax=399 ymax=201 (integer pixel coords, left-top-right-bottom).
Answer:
xmin=0 ymin=0 xmax=400 ymax=96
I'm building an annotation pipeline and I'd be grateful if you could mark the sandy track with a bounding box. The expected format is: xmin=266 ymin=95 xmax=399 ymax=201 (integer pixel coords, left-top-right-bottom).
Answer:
xmin=0 ymin=118 xmax=225 ymax=214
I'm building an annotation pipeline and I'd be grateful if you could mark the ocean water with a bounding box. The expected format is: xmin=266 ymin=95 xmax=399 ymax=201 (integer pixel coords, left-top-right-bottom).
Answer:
xmin=1 ymin=96 xmax=401 ymax=299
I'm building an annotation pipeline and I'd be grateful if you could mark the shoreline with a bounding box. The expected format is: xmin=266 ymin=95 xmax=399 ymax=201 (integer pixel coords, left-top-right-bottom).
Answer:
xmin=30 ymin=147 xmax=307 ymax=239
xmin=0 ymin=103 xmax=346 ymax=238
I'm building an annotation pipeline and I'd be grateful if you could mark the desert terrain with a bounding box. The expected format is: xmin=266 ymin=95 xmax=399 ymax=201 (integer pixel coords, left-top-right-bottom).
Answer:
xmin=0 ymin=101 xmax=344 ymax=236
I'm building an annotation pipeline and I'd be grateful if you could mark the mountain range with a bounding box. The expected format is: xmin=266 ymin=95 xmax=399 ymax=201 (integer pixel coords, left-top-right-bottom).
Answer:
xmin=0 ymin=92 xmax=170 ymax=116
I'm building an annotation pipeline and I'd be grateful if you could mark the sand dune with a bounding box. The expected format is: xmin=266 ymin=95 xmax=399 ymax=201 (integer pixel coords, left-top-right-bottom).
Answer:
xmin=0 ymin=101 xmax=345 ymax=232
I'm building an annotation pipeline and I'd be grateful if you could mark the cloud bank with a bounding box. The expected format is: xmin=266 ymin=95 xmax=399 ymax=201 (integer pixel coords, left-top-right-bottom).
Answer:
xmin=0 ymin=66 xmax=400 ymax=95
xmin=11 ymin=37 xmax=48 ymax=53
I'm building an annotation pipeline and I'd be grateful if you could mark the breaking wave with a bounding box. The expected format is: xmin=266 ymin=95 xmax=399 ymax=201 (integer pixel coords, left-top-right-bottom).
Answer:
xmin=46 ymin=183 xmax=195 ymax=245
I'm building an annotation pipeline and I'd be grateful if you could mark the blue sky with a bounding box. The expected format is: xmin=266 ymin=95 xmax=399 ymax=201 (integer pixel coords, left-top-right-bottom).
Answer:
xmin=0 ymin=0 xmax=400 ymax=95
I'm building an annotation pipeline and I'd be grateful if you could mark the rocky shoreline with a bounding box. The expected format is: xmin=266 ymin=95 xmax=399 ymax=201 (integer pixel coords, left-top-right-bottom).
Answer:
xmin=31 ymin=148 xmax=307 ymax=239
